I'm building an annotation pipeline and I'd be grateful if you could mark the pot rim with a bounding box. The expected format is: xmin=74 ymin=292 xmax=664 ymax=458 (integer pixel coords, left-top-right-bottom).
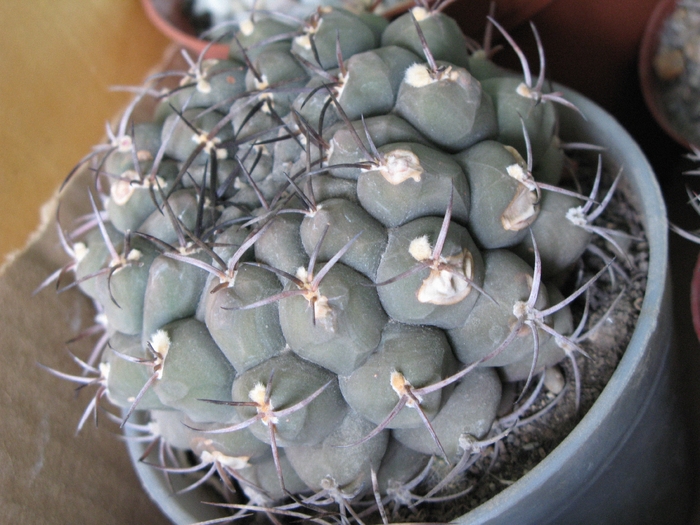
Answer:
xmin=457 ymin=84 xmax=668 ymax=523
xmin=141 ymin=0 xmax=230 ymax=60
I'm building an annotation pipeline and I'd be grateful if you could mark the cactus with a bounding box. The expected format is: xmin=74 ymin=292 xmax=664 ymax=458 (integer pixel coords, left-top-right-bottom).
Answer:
xmin=670 ymin=146 xmax=700 ymax=344
xmin=40 ymin=1 xmax=639 ymax=523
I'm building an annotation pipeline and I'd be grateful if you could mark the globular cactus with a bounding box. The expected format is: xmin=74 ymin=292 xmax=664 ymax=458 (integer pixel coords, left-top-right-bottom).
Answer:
xmin=42 ymin=1 xmax=636 ymax=522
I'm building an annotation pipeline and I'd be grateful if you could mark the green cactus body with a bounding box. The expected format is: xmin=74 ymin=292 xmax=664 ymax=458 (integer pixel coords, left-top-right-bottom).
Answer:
xmin=481 ymin=75 xmax=557 ymax=163
xmin=105 ymin=160 xmax=179 ymax=234
xmin=394 ymin=60 xmax=498 ymax=152
xmin=141 ymin=250 xmax=210 ymax=345
xmin=292 ymin=8 xmax=380 ymax=70
xmin=74 ymin=224 xmax=123 ymax=300
xmin=513 ymin=190 xmax=592 ymax=277
xmin=286 ymin=408 xmax=390 ymax=495
xmin=50 ymin=5 xmax=631 ymax=520
xmin=381 ymin=7 xmax=469 ymax=68
xmin=95 ymin=235 xmax=159 ymax=335
xmin=104 ymin=333 xmax=169 ymax=411
xmin=172 ymin=59 xmax=248 ymax=113
xmin=204 ymin=263 xmax=286 ymax=372
xmin=357 ymin=141 xmax=471 ymax=227
xmin=327 ymin=114 xmax=431 ymax=180
xmin=455 ymin=140 xmax=539 ymax=249
xmin=339 ymin=322 xmax=456 ymax=428
xmin=375 ymin=216 xmax=484 ymax=329
xmin=447 ymin=249 xmax=552 ymax=367
xmin=278 ymin=262 xmax=388 ymax=375
xmin=231 ymin=352 xmax=347 ymax=446
xmin=393 ymin=366 xmax=502 ymax=459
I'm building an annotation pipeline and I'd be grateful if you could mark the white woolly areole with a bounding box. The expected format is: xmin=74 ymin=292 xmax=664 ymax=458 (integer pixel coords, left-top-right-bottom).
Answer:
xmin=114 ymin=135 xmax=133 ymax=153
xmin=99 ymin=362 xmax=110 ymax=383
xmin=379 ymin=149 xmax=423 ymax=185
xmin=178 ymin=58 xmax=219 ymax=93
xmin=501 ymin=185 xmax=539 ymax=231
xmin=506 ymin=163 xmax=528 ymax=183
xmin=390 ymin=370 xmax=422 ymax=407
xmin=110 ymin=170 xmax=140 ymax=206
xmin=294 ymin=33 xmax=313 ymax=50
xmin=192 ymin=133 xmax=227 ymax=159
xmin=417 ymin=250 xmax=474 ymax=305
xmin=240 ymin=18 xmax=255 ymax=36
xmin=111 ymin=171 xmax=168 ymax=206
xmin=295 ymin=267 xmax=331 ymax=319
xmin=254 ymin=74 xmax=269 ymax=91
xmin=249 ymin=382 xmax=268 ymax=405
xmin=409 ymin=236 xmax=432 ymax=262
xmin=295 ymin=266 xmax=309 ymax=281
xmin=294 ymin=16 xmax=324 ymax=50
xmin=126 ymin=249 xmax=142 ymax=262
xmin=512 ymin=300 xmax=528 ymax=319
xmin=405 ymin=63 xmax=460 ymax=88
xmin=506 ymin=162 xmax=537 ymax=192
xmin=197 ymin=78 xmax=212 ymax=94
xmin=254 ymin=74 xmax=275 ymax=111
xmin=411 ymin=6 xmax=429 ymax=21
xmin=404 ymin=63 xmax=434 ymax=88
xmin=136 ymin=149 xmax=153 ymax=162
xmin=459 ymin=433 xmax=478 ymax=452
xmin=566 ymin=206 xmax=587 ymax=227
xmin=201 ymin=450 xmax=250 ymax=470
xmin=249 ymin=382 xmax=278 ymax=425
xmin=95 ymin=312 xmax=108 ymax=327
xmin=333 ymin=71 xmax=348 ymax=100
xmin=515 ymin=82 xmax=540 ymax=100
xmin=149 ymin=329 xmax=171 ymax=380
xmin=73 ymin=242 xmax=88 ymax=263
xmin=147 ymin=420 xmax=161 ymax=437
xmin=198 ymin=60 xmax=219 ymax=93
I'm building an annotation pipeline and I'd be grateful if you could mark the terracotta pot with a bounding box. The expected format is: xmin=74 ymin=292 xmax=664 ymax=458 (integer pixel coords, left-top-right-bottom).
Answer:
xmin=450 ymin=0 xmax=658 ymax=118
xmin=692 ymin=253 xmax=700 ymax=342
xmin=638 ymin=0 xmax=692 ymax=149
xmin=140 ymin=0 xmax=413 ymax=61
xmin=141 ymin=0 xmax=229 ymax=59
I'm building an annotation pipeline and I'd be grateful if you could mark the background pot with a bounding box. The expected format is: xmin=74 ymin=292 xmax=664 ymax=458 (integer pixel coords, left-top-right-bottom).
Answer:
xmin=124 ymin=85 xmax=692 ymax=524
xmin=692 ymin=254 xmax=700 ymax=343
xmin=141 ymin=0 xmax=230 ymax=59
xmin=449 ymin=0 xmax=659 ymax=118
xmin=638 ymin=0 xmax=692 ymax=149
xmin=140 ymin=0 xmax=414 ymax=60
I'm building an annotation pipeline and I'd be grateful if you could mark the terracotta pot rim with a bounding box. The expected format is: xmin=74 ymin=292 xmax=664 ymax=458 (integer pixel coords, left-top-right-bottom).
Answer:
xmin=141 ymin=0 xmax=415 ymax=61
xmin=141 ymin=0 xmax=230 ymax=59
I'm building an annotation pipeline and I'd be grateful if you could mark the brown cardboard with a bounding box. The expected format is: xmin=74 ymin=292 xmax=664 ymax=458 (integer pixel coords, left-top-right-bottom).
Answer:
xmin=0 ymin=36 xmax=180 ymax=523
xmin=0 ymin=168 xmax=171 ymax=525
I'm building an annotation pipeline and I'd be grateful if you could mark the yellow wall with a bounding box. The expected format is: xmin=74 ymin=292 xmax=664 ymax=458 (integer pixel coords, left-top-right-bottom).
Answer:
xmin=0 ymin=0 xmax=170 ymax=261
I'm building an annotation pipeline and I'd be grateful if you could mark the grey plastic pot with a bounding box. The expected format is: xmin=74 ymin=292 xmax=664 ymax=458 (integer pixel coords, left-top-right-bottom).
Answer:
xmin=125 ymin=86 xmax=693 ymax=525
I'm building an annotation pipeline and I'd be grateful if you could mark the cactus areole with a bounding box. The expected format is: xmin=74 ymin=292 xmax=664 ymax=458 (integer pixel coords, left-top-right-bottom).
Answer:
xmin=42 ymin=2 xmax=688 ymax=524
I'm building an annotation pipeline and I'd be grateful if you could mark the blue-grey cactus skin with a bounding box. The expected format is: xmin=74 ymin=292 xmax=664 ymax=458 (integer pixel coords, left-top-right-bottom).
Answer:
xmin=51 ymin=4 xmax=625 ymax=519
